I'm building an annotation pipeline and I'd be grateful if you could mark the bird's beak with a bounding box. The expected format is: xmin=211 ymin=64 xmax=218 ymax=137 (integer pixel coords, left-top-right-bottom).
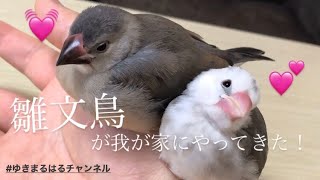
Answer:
xmin=217 ymin=92 xmax=252 ymax=121
xmin=56 ymin=33 xmax=94 ymax=66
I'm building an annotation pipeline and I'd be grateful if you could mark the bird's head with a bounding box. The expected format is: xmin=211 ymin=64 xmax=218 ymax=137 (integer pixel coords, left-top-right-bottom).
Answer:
xmin=185 ymin=67 xmax=260 ymax=132
xmin=55 ymin=5 xmax=140 ymax=97
xmin=56 ymin=5 xmax=140 ymax=70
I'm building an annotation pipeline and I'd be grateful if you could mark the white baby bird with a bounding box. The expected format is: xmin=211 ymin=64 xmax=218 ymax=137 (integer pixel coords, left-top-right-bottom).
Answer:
xmin=160 ymin=67 xmax=260 ymax=180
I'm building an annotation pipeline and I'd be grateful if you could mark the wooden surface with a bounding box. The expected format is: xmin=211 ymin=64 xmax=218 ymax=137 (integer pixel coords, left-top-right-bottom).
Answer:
xmin=1 ymin=0 xmax=319 ymax=179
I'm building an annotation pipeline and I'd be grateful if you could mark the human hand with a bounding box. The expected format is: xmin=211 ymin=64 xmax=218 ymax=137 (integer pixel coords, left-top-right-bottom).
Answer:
xmin=0 ymin=0 xmax=175 ymax=179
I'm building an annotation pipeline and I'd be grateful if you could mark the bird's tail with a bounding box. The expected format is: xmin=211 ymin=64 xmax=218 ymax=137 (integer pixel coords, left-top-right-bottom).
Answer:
xmin=224 ymin=47 xmax=274 ymax=66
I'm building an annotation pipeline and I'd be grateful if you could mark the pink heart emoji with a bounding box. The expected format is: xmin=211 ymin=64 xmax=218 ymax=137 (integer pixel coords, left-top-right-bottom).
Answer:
xmin=289 ymin=60 xmax=304 ymax=76
xmin=269 ymin=72 xmax=293 ymax=95
xmin=29 ymin=17 xmax=55 ymax=41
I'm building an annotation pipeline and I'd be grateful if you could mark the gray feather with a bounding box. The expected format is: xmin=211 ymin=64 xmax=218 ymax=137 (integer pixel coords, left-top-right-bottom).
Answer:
xmin=57 ymin=5 xmax=269 ymax=174
xmin=225 ymin=47 xmax=275 ymax=65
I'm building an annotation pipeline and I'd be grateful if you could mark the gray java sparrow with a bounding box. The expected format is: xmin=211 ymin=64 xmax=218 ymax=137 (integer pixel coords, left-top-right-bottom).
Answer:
xmin=56 ymin=5 xmax=272 ymax=137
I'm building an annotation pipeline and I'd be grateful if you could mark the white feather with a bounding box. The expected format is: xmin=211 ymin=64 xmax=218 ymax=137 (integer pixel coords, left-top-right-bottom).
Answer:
xmin=160 ymin=67 xmax=260 ymax=180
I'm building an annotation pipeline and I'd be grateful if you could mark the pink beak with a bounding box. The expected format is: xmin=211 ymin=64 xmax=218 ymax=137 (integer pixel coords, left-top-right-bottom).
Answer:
xmin=216 ymin=92 xmax=252 ymax=121
xmin=56 ymin=33 xmax=92 ymax=66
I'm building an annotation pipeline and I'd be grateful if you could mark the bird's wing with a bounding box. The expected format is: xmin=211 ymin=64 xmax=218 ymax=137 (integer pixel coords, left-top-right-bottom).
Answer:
xmin=110 ymin=43 xmax=195 ymax=105
xmin=187 ymin=30 xmax=205 ymax=42
xmin=236 ymin=107 xmax=269 ymax=175
xmin=187 ymin=29 xmax=217 ymax=48
xmin=187 ymin=30 xmax=274 ymax=65
xmin=223 ymin=47 xmax=274 ymax=65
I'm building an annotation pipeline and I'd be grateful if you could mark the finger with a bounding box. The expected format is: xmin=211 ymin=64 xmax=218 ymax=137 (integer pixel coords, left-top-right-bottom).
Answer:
xmin=0 ymin=89 xmax=28 ymax=133
xmin=35 ymin=0 xmax=78 ymax=49
xmin=0 ymin=21 xmax=57 ymax=90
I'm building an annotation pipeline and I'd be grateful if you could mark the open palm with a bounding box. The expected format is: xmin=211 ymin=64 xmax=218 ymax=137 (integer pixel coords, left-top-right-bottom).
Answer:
xmin=0 ymin=0 xmax=174 ymax=179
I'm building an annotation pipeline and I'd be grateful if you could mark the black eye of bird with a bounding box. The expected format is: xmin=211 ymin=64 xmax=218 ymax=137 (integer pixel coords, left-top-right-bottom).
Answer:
xmin=96 ymin=42 xmax=109 ymax=52
xmin=222 ymin=79 xmax=232 ymax=88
